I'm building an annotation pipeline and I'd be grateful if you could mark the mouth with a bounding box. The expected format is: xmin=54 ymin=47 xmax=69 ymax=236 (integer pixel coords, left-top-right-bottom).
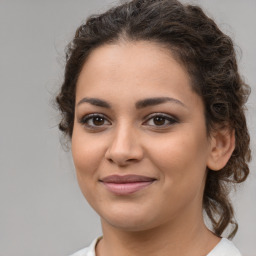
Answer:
xmin=99 ymin=175 xmax=156 ymax=195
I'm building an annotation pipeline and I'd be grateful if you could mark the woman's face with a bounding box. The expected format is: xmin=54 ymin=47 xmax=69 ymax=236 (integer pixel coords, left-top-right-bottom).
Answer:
xmin=72 ymin=41 xmax=213 ymax=231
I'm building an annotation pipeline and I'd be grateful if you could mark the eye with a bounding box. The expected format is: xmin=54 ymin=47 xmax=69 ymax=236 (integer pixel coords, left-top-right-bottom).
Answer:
xmin=79 ymin=113 xmax=111 ymax=129
xmin=143 ymin=113 xmax=178 ymax=127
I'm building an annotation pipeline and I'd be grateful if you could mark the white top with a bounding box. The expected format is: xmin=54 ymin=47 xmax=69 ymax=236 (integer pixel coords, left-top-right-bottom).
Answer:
xmin=70 ymin=237 xmax=242 ymax=256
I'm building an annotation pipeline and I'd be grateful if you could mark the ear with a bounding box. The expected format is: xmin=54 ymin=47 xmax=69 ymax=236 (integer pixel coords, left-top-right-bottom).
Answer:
xmin=207 ymin=128 xmax=235 ymax=171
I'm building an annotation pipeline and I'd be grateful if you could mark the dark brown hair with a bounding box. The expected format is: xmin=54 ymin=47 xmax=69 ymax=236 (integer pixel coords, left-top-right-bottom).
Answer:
xmin=56 ymin=0 xmax=251 ymax=238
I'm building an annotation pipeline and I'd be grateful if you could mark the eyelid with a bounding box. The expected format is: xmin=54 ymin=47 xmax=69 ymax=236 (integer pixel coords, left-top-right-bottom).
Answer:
xmin=78 ymin=112 xmax=178 ymax=130
xmin=143 ymin=113 xmax=178 ymax=126
xmin=145 ymin=112 xmax=178 ymax=120
xmin=79 ymin=113 xmax=111 ymax=127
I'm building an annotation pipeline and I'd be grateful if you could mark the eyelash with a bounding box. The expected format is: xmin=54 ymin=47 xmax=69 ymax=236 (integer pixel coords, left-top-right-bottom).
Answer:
xmin=79 ymin=113 xmax=178 ymax=130
xmin=143 ymin=113 xmax=178 ymax=127
xmin=79 ymin=113 xmax=111 ymax=129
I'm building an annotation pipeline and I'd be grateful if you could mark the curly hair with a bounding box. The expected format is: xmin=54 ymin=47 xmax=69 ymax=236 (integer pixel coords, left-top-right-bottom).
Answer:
xmin=56 ymin=0 xmax=251 ymax=238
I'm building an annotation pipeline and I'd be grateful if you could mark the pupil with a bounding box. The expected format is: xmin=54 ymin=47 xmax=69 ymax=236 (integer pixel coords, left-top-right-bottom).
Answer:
xmin=154 ymin=116 xmax=165 ymax=125
xmin=93 ymin=117 xmax=104 ymax=125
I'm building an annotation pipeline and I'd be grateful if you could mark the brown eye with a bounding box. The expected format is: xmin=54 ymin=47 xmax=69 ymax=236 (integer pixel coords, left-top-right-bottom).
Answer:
xmin=144 ymin=114 xmax=178 ymax=127
xmin=153 ymin=116 xmax=166 ymax=126
xmin=92 ymin=116 xmax=105 ymax=126
xmin=80 ymin=114 xmax=111 ymax=128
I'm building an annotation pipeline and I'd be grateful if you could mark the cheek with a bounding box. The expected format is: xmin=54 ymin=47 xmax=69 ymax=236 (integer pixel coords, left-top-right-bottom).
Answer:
xmin=147 ymin=133 xmax=209 ymax=217
xmin=148 ymin=130 xmax=209 ymax=183
xmin=71 ymin=134 xmax=104 ymax=208
xmin=71 ymin=129 xmax=105 ymax=183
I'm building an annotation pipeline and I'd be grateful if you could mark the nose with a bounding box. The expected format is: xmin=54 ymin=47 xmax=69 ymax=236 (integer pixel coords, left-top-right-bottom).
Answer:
xmin=105 ymin=124 xmax=144 ymax=166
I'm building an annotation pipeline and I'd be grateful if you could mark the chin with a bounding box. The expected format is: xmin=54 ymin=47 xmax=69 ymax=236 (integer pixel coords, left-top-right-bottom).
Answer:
xmin=99 ymin=207 xmax=159 ymax=232
xmin=104 ymin=218 xmax=155 ymax=232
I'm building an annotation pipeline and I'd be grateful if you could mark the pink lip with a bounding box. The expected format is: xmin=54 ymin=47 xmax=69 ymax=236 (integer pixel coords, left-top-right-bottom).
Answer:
xmin=100 ymin=175 xmax=156 ymax=195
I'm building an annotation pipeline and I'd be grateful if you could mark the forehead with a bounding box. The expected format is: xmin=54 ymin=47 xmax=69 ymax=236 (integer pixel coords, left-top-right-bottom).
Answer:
xmin=76 ymin=41 xmax=201 ymax=108
xmin=77 ymin=41 xmax=190 ymax=85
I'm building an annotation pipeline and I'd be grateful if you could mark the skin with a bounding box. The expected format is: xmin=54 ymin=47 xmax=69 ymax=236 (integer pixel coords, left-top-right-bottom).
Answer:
xmin=72 ymin=41 xmax=235 ymax=256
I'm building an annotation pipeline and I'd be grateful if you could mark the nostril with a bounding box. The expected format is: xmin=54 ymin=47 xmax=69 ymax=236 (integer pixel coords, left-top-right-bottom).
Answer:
xmin=106 ymin=154 xmax=139 ymax=166
xmin=127 ymin=158 xmax=138 ymax=162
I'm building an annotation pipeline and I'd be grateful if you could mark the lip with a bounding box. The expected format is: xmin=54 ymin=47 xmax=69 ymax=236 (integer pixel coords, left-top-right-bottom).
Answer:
xmin=99 ymin=175 xmax=156 ymax=195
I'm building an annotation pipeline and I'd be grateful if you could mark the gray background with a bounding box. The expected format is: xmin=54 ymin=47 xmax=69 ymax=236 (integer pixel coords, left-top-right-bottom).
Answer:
xmin=0 ymin=0 xmax=255 ymax=255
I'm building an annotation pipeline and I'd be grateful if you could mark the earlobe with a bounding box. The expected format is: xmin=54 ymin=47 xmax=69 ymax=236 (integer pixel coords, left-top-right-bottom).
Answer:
xmin=207 ymin=128 xmax=235 ymax=171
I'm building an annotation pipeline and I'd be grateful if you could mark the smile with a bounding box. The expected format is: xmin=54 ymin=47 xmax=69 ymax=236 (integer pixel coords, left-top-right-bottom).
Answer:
xmin=99 ymin=175 xmax=156 ymax=195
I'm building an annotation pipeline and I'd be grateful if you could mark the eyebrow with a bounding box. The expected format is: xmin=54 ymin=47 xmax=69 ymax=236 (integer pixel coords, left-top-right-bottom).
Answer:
xmin=77 ymin=97 xmax=186 ymax=109
xmin=135 ymin=97 xmax=186 ymax=109
xmin=77 ymin=97 xmax=111 ymax=108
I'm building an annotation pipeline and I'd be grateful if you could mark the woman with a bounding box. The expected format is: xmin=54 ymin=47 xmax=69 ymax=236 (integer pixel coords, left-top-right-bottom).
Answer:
xmin=56 ymin=0 xmax=251 ymax=255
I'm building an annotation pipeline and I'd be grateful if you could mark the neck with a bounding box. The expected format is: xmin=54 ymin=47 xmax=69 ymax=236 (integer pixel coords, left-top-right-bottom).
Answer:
xmin=96 ymin=209 xmax=220 ymax=256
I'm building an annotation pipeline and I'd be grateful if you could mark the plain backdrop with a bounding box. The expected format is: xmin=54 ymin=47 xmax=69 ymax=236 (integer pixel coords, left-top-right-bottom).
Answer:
xmin=0 ymin=0 xmax=255 ymax=255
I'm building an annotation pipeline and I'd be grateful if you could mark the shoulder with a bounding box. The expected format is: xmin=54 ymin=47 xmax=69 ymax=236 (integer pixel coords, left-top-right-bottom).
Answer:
xmin=69 ymin=247 xmax=91 ymax=256
xmin=207 ymin=238 xmax=242 ymax=256
xmin=69 ymin=237 xmax=101 ymax=256
xmin=70 ymin=237 xmax=241 ymax=256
